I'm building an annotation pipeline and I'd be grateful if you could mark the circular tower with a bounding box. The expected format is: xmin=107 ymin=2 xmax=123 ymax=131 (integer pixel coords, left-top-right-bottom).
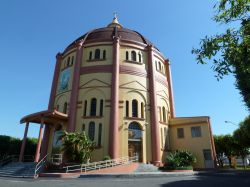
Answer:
xmin=47 ymin=17 xmax=175 ymax=165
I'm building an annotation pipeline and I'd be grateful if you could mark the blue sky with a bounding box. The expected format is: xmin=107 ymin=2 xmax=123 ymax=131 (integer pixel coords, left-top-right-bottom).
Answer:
xmin=0 ymin=0 xmax=248 ymax=138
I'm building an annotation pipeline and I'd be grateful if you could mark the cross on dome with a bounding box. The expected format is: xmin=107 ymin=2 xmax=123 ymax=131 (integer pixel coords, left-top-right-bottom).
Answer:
xmin=107 ymin=13 xmax=123 ymax=28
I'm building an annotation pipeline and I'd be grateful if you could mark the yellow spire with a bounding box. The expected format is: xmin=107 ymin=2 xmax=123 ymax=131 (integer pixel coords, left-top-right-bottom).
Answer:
xmin=107 ymin=12 xmax=123 ymax=28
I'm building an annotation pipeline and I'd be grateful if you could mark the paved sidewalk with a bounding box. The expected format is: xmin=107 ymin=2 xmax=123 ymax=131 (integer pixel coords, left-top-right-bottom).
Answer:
xmin=84 ymin=162 xmax=139 ymax=174
xmin=39 ymin=163 xmax=198 ymax=178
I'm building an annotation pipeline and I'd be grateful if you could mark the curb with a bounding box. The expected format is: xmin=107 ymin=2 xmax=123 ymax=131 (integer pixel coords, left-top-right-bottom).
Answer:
xmin=79 ymin=171 xmax=199 ymax=178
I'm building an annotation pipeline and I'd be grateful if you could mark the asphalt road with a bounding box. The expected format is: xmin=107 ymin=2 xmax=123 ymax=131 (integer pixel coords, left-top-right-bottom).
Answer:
xmin=0 ymin=172 xmax=250 ymax=187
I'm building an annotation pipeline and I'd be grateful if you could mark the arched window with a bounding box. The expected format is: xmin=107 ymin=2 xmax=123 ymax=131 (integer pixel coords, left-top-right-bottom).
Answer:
xmin=103 ymin=50 xmax=106 ymax=59
xmin=126 ymin=51 xmax=129 ymax=60
xmin=63 ymin=102 xmax=67 ymax=114
xmin=126 ymin=100 xmax=129 ymax=117
xmin=90 ymin=98 xmax=97 ymax=116
xmin=98 ymin=123 xmax=102 ymax=147
xmin=162 ymin=107 xmax=166 ymax=122
xmin=138 ymin=53 xmax=142 ymax=62
xmin=158 ymin=106 xmax=162 ymax=121
xmin=94 ymin=49 xmax=101 ymax=59
xmin=67 ymin=57 xmax=70 ymax=67
xmin=164 ymin=127 xmax=168 ymax=150
xmin=82 ymin=124 xmax=85 ymax=131
xmin=158 ymin=61 xmax=161 ymax=71
xmin=128 ymin=122 xmax=142 ymax=140
xmin=99 ymin=99 xmax=103 ymax=116
xmin=89 ymin=51 xmax=92 ymax=60
xmin=132 ymin=99 xmax=138 ymax=117
xmin=141 ymin=102 xmax=144 ymax=118
xmin=71 ymin=56 xmax=74 ymax=65
xmin=131 ymin=51 xmax=136 ymax=61
xmin=88 ymin=122 xmax=95 ymax=141
xmin=161 ymin=128 xmax=164 ymax=147
xmin=83 ymin=100 xmax=87 ymax=116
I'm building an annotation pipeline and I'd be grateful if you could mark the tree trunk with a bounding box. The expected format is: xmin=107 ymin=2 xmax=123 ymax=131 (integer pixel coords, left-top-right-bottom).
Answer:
xmin=242 ymin=156 xmax=246 ymax=169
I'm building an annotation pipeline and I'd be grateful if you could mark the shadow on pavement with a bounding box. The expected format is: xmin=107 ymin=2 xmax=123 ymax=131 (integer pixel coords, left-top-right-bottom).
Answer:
xmin=160 ymin=172 xmax=250 ymax=187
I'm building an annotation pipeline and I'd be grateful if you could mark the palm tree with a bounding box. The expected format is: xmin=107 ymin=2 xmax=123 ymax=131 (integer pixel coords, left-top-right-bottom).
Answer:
xmin=58 ymin=131 xmax=95 ymax=163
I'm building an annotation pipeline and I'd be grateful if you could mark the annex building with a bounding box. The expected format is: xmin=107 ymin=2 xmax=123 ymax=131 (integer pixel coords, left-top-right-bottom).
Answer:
xmin=19 ymin=17 xmax=216 ymax=168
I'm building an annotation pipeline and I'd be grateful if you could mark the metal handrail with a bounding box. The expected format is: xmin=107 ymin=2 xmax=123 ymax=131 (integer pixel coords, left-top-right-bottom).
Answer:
xmin=63 ymin=155 xmax=138 ymax=173
xmin=0 ymin=155 xmax=13 ymax=167
xmin=34 ymin=154 xmax=49 ymax=177
xmin=51 ymin=154 xmax=63 ymax=164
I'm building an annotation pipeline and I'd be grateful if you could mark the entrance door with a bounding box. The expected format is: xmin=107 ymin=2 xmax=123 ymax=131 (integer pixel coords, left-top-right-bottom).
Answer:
xmin=128 ymin=122 xmax=142 ymax=162
xmin=203 ymin=149 xmax=214 ymax=168
xmin=128 ymin=141 xmax=142 ymax=161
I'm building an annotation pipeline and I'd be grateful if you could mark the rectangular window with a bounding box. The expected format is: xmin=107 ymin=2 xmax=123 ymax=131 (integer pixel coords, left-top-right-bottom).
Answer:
xmin=158 ymin=107 xmax=162 ymax=121
xmin=83 ymin=100 xmax=87 ymax=116
xmin=161 ymin=128 xmax=164 ymax=148
xmin=191 ymin=126 xmax=202 ymax=137
xmin=82 ymin=124 xmax=85 ymax=131
xmin=126 ymin=101 xmax=129 ymax=117
xmin=164 ymin=127 xmax=168 ymax=151
xmin=177 ymin=128 xmax=184 ymax=138
xmin=98 ymin=123 xmax=102 ymax=147
xmin=99 ymin=99 xmax=103 ymax=116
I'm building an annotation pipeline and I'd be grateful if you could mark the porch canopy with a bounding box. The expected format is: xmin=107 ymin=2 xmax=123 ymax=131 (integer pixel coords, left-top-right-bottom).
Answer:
xmin=19 ymin=110 xmax=68 ymax=162
xmin=20 ymin=110 xmax=68 ymax=125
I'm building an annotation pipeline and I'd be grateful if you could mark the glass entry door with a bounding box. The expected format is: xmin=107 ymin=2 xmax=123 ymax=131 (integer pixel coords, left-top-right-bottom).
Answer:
xmin=128 ymin=122 xmax=142 ymax=162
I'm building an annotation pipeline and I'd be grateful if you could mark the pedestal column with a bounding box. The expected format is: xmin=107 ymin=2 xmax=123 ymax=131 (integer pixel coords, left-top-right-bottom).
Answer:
xmin=109 ymin=36 xmax=120 ymax=159
xmin=165 ymin=59 xmax=175 ymax=118
xmin=68 ymin=42 xmax=83 ymax=132
xmin=147 ymin=45 xmax=161 ymax=165
xmin=40 ymin=125 xmax=51 ymax=158
xmin=34 ymin=119 xmax=44 ymax=162
xmin=19 ymin=122 xmax=29 ymax=162
xmin=48 ymin=53 xmax=62 ymax=110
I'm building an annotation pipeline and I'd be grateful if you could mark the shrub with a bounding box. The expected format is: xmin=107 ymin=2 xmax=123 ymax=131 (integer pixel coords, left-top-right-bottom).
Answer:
xmin=103 ymin=155 xmax=111 ymax=161
xmin=165 ymin=150 xmax=196 ymax=169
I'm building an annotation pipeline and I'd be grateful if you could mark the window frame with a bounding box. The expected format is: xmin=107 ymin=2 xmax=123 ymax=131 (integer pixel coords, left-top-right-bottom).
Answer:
xmin=88 ymin=121 xmax=95 ymax=141
xmin=98 ymin=123 xmax=102 ymax=147
xmin=94 ymin=49 xmax=101 ymax=60
xmin=90 ymin=98 xmax=97 ymax=116
xmin=177 ymin=128 xmax=184 ymax=139
xmin=99 ymin=99 xmax=103 ymax=116
xmin=131 ymin=51 xmax=137 ymax=61
xmin=132 ymin=99 xmax=138 ymax=117
xmin=191 ymin=126 xmax=202 ymax=138
xmin=126 ymin=100 xmax=129 ymax=117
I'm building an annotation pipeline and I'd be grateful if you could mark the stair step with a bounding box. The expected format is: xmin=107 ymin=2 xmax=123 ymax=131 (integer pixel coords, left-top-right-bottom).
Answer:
xmin=0 ymin=162 xmax=37 ymax=178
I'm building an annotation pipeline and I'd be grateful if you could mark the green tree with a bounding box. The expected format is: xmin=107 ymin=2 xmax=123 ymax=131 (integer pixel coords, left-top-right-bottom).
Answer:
xmin=192 ymin=0 xmax=250 ymax=110
xmin=233 ymin=128 xmax=249 ymax=168
xmin=214 ymin=134 xmax=236 ymax=167
xmin=232 ymin=116 xmax=250 ymax=168
xmin=59 ymin=131 xmax=95 ymax=163
xmin=0 ymin=135 xmax=37 ymax=160
xmin=214 ymin=135 xmax=226 ymax=167
xmin=239 ymin=115 xmax=250 ymax=146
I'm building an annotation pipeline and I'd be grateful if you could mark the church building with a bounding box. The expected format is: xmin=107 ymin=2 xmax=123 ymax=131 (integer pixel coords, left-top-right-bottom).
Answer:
xmin=19 ymin=17 xmax=216 ymax=168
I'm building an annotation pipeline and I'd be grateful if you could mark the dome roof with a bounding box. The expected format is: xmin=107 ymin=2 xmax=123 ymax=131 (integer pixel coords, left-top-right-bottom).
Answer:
xmin=66 ymin=17 xmax=155 ymax=51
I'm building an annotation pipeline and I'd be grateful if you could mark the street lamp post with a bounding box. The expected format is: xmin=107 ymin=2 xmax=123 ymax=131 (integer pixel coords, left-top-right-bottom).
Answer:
xmin=224 ymin=120 xmax=238 ymax=126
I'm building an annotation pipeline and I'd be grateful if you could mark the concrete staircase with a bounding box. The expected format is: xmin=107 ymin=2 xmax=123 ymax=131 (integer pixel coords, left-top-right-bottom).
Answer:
xmin=0 ymin=162 xmax=37 ymax=178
